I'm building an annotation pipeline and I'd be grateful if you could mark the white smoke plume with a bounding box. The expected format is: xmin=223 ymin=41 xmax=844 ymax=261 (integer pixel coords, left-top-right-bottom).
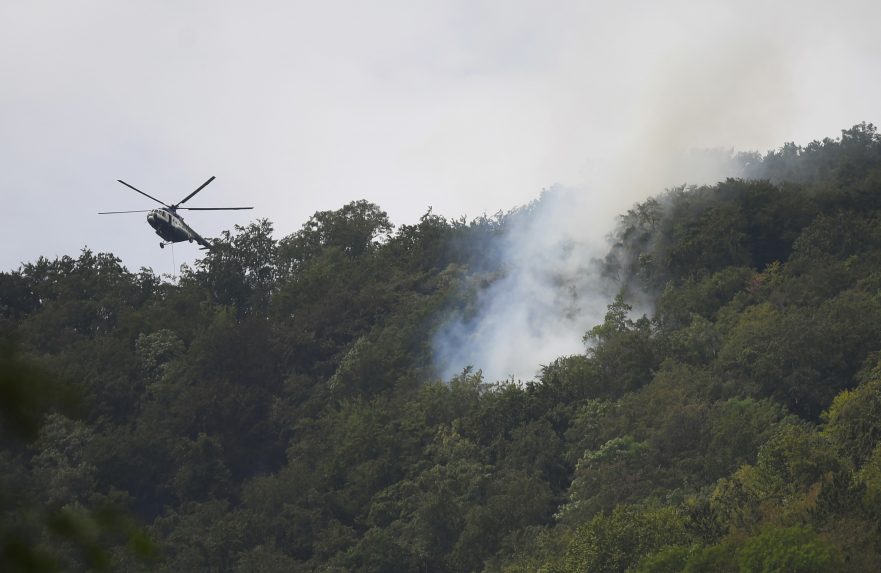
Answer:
xmin=428 ymin=0 xmax=865 ymax=383
xmin=431 ymin=149 xmax=744 ymax=384
xmin=433 ymin=187 xmax=616 ymax=382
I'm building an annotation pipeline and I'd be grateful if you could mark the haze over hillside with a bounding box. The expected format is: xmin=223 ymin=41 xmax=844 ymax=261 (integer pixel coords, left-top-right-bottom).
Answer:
xmin=5 ymin=125 xmax=881 ymax=571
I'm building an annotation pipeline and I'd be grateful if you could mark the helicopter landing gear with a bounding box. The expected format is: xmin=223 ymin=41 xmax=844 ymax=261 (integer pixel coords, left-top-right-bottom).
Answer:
xmin=159 ymin=242 xmax=164 ymax=249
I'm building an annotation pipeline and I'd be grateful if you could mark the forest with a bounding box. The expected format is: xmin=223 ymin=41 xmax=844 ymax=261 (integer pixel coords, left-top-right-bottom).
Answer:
xmin=3 ymin=123 xmax=881 ymax=571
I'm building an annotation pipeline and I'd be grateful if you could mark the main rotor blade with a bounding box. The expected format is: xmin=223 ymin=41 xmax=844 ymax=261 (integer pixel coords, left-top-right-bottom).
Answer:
xmin=117 ymin=180 xmax=169 ymax=207
xmin=177 ymin=176 xmax=216 ymax=206
xmin=178 ymin=206 xmax=254 ymax=211
xmin=98 ymin=209 xmax=153 ymax=214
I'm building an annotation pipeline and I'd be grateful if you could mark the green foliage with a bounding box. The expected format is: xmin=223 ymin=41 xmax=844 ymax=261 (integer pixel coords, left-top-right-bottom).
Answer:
xmin=584 ymin=295 xmax=660 ymax=396
xmin=633 ymin=545 xmax=693 ymax=573
xmin=0 ymin=339 xmax=77 ymax=441
xmin=856 ymin=444 xmax=881 ymax=518
xmin=559 ymin=505 xmax=692 ymax=573
xmin=715 ymin=291 xmax=881 ymax=418
xmin=557 ymin=436 xmax=656 ymax=524
xmin=657 ymin=267 xmax=754 ymax=330
xmin=824 ymin=354 xmax=881 ymax=466
xmin=737 ymin=525 xmax=842 ymax=572
xmin=0 ymin=343 xmax=153 ymax=571
xmin=5 ymin=124 xmax=881 ymax=571
xmin=196 ymin=219 xmax=278 ymax=314
xmin=277 ymin=199 xmax=393 ymax=268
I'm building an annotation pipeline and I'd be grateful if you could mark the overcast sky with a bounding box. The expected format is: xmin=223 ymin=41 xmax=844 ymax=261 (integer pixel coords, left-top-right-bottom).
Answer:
xmin=2 ymin=0 xmax=880 ymax=274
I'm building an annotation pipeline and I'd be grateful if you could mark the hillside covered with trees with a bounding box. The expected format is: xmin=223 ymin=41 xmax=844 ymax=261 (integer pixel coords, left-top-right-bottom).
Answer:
xmin=4 ymin=123 xmax=881 ymax=571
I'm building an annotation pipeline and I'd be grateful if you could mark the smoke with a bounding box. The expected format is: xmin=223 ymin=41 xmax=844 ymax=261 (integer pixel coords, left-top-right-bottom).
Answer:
xmin=431 ymin=147 xmax=743 ymax=383
xmin=432 ymin=94 xmax=793 ymax=383
xmin=429 ymin=1 xmax=850 ymax=383
xmin=433 ymin=187 xmax=615 ymax=382
xmin=427 ymin=24 xmax=780 ymax=383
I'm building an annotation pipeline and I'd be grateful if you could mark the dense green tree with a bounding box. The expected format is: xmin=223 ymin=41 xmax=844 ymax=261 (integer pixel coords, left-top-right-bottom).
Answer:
xmin=584 ymin=295 xmax=660 ymax=396
xmin=277 ymin=200 xmax=393 ymax=270
xmin=824 ymin=354 xmax=881 ymax=466
xmin=6 ymin=124 xmax=881 ymax=571
xmin=736 ymin=525 xmax=842 ymax=573
xmin=559 ymin=505 xmax=692 ymax=573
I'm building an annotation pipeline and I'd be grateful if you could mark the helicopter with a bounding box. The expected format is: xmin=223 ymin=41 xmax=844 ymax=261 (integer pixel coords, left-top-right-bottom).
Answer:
xmin=99 ymin=176 xmax=252 ymax=250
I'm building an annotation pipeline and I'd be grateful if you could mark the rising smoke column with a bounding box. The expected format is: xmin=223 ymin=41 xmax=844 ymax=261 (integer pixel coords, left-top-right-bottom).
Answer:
xmin=431 ymin=146 xmax=754 ymax=383
xmin=429 ymin=2 xmax=818 ymax=383
xmin=432 ymin=186 xmax=618 ymax=383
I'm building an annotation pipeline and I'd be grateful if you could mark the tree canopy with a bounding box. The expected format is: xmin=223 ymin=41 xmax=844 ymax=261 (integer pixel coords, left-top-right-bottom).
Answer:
xmin=5 ymin=125 xmax=881 ymax=571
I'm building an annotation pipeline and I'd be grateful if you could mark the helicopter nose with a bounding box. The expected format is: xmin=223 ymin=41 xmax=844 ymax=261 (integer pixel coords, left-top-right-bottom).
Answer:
xmin=147 ymin=213 xmax=157 ymax=228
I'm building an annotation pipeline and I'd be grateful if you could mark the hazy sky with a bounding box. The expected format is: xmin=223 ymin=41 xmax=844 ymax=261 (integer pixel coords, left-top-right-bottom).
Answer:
xmin=2 ymin=0 xmax=880 ymax=273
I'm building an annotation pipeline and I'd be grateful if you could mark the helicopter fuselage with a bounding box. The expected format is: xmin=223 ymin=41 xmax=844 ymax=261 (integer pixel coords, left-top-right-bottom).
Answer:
xmin=147 ymin=208 xmax=210 ymax=248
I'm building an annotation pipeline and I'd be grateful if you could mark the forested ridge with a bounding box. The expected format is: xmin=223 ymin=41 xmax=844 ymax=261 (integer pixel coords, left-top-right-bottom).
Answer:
xmin=4 ymin=123 xmax=881 ymax=571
